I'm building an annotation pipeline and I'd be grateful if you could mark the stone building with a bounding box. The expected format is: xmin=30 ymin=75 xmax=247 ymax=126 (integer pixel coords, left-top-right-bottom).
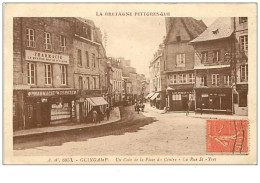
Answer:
xmin=190 ymin=17 xmax=235 ymax=114
xmin=13 ymin=17 xmax=77 ymax=130
xmin=148 ymin=44 xmax=167 ymax=109
xmin=110 ymin=57 xmax=123 ymax=106
xmin=232 ymin=17 xmax=248 ymax=115
xmin=71 ymin=18 xmax=108 ymax=123
xmin=164 ymin=17 xmax=207 ymax=111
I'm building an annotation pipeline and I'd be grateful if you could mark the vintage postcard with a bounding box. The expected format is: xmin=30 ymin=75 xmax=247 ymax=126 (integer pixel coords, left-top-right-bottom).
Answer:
xmin=3 ymin=3 xmax=257 ymax=164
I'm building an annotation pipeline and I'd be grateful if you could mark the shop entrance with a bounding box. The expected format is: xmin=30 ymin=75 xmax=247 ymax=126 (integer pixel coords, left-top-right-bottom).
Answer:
xmin=181 ymin=94 xmax=188 ymax=110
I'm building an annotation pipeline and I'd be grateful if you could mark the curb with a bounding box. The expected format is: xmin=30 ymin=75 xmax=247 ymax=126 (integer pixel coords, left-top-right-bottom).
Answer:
xmin=13 ymin=109 xmax=121 ymax=139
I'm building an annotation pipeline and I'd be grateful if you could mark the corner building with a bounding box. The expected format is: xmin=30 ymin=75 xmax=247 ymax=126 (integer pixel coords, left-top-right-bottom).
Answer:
xmin=13 ymin=18 xmax=77 ymax=130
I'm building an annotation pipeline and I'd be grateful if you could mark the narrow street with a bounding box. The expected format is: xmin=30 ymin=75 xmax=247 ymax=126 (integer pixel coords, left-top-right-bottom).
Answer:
xmin=14 ymin=104 xmax=206 ymax=156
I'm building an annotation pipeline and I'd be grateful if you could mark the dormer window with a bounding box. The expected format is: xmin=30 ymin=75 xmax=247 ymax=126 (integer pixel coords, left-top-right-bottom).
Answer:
xmin=212 ymin=29 xmax=219 ymax=34
xmin=239 ymin=17 xmax=248 ymax=24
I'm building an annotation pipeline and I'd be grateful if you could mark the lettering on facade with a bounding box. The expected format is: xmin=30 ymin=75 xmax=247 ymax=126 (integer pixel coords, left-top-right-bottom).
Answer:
xmin=25 ymin=50 xmax=69 ymax=64
xmin=27 ymin=90 xmax=77 ymax=97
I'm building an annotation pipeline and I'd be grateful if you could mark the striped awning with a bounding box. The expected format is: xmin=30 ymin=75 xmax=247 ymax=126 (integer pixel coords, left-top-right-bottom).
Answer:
xmin=88 ymin=97 xmax=108 ymax=106
xmin=145 ymin=92 xmax=155 ymax=99
xmin=150 ymin=93 xmax=160 ymax=100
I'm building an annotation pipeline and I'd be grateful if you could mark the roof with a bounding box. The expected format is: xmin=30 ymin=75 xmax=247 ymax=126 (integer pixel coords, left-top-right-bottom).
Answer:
xmin=75 ymin=17 xmax=95 ymax=27
xmin=190 ymin=18 xmax=233 ymax=43
xmin=194 ymin=64 xmax=230 ymax=70
xmin=165 ymin=17 xmax=207 ymax=43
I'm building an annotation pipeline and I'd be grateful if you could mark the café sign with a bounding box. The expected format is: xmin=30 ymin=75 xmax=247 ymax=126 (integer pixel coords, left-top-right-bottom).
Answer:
xmin=25 ymin=50 xmax=69 ymax=64
xmin=27 ymin=90 xmax=77 ymax=97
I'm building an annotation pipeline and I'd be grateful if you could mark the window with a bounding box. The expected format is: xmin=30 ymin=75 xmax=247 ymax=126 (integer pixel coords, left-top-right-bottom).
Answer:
xmin=179 ymin=74 xmax=183 ymax=83
xmin=93 ymin=77 xmax=96 ymax=89
xmin=60 ymin=65 xmax=67 ymax=85
xmin=239 ymin=17 xmax=248 ymax=24
xmin=199 ymin=76 xmax=207 ymax=86
xmin=212 ymin=74 xmax=220 ymax=86
xmin=86 ymin=77 xmax=90 ymax=89
xmin=79 ymin=76 xmax=83 ymax=90
xmin=172 ymin=75 xmax=177 ymax=84
xmin=85 ymin=51 xmax=89 ymax=68
xmin=44 ymin=32 xmax=52 ymax=50
xmin=224 ymin=75 xmax=231 ymax=86
xmin=26 ymin=28 xmax=35 ymax=47
xmin=240 ymin=35 xmax=248 ymax=51
xmin=213 ymin=50 xmax=220 ymax=63
xmin=201 ymin=52 xmax=208 ymax=63
xmin=27 ymin=62 xmax=36 ymax=84
xmin=45 ymin=64 xmax=52 ymax=85
xmin=240 ymin=65 xmax=248 ymax=82
xmin=176 ymin=36 xmax=181 ymax=42
xmin=188 ymin=73 xmax=194 ymax=83
xmin=77 ymin=49 xmax=82 ymax=67
xmin=176 ymin=54 xmax=185 ymax=67
xmin=183 ymin=74 xmax=186 ymax=83
xmin=60 ymin=35 xmax=66 ymax=52
xmin=92 ymin=53 xmax=96 ymax=68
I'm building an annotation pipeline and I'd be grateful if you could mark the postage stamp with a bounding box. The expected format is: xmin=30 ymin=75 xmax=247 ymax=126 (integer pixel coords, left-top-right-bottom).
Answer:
xmin=207 ymin=120 xmax=248 ymax=154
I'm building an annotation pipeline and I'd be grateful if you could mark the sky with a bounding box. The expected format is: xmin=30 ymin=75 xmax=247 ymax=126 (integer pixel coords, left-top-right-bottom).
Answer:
xmin=90 ymin=17 xmax=216 ymax=77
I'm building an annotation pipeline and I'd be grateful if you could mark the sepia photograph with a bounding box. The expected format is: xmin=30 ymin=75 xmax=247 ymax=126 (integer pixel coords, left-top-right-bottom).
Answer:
xmin=3 ymin=3 xmax=257 ymax=164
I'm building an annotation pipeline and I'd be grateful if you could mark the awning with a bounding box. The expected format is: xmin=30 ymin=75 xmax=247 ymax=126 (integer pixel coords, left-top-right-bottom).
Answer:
xmin=145 ymin=92 xmax=155 ymax=99
xmin=86 ymin=98 xmax=96 ymax=106
xmin=150 ymin=93 xmax=160 ymax=100
xmin=90 ymin=97 xmax=108 ymax=106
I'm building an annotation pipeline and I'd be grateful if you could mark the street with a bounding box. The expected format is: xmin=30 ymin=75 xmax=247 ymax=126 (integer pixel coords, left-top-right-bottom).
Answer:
xmin=14 ymin=105 xmax=206 ymax=156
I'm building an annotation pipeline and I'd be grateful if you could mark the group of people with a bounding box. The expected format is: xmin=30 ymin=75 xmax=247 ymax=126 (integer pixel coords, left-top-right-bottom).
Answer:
xmin=91 ymin=106 xmax=111 ymax=123
xmin=134 ymin=100 xmax=145 ymax=114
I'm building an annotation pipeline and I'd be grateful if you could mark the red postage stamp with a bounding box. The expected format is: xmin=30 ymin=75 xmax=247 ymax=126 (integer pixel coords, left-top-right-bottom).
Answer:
xmin=207 ymin=120 xmax=248 ymax=153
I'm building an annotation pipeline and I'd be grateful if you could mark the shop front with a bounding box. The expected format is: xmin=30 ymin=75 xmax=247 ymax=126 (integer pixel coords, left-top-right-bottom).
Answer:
xmin=22 ymin=88 xmax=77 ymax=129
xmin=76 ymin=89 xmax=109 ymax=123
xmin=167 ymin=88 xmax=195 ymax=111
xmin=195 ymin=88 xmax=232 ymax=114
xmin=234 ymin=84 xmax=248 ymax=115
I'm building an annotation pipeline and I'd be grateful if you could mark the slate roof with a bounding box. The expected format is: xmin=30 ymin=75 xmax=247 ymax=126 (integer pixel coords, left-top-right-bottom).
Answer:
xmin=165 ymin=17 xmax=207 ymax=42
xmin=190 ymin=17 xmax=233 ymax=43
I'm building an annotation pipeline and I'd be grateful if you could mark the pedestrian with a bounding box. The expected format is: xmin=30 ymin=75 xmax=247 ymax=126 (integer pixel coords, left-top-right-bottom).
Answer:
xmin=186 ymin=100 xmax=192 ymax=116
xmin=105 ymin=106 xmax=110 ymax=120
xmin=92 ymin=110 xmax=97 ymax=123
xmin=137 ymin=103 xmax=140 ymax=114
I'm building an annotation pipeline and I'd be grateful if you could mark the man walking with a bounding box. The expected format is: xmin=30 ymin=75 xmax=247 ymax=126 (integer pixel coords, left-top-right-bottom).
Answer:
xmin=105 ymin=107 xmax=111 ymax=120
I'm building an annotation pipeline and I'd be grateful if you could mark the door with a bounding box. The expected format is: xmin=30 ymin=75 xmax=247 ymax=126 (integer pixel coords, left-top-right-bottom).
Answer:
xmin=41 ymin=102 xmax=51 ymax=126
xmin=181 ymin=94 xmax=188 ymax=111
xmin=25 ymin=104 xmax=34 ymax=129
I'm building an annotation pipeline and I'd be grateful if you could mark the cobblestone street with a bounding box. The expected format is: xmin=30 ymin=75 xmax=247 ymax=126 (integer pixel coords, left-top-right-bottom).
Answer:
xmin=14 ymin=105 xmax=207 ymax=156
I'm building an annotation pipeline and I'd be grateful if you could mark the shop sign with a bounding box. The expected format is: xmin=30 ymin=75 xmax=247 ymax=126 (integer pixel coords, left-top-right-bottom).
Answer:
xmin=201 ymin=94 xmax=209 ymax=97
xmin=28 ymin=90 xmax=77 ymax=97
xmin=25 ymin=50 xmax=69 ymax=64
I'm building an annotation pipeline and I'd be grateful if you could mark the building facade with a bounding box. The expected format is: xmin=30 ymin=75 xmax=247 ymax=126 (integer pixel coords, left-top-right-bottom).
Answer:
xmin=13 ymin=17 xmax=77 ymax=130
xmin=190 ymin=17 xmax=235 ymax=114
xmin=148 ymin=44 xmax=167 ymax=109
xmin=164 ymin=17 xmax=207 ymax=111
xmin=232 ymin=17 xmax=248 ymax=115
xmin=111 ymin=58 xmax=123 ymax=106
xmin=72 ymin=18 xmax=108 ymax=123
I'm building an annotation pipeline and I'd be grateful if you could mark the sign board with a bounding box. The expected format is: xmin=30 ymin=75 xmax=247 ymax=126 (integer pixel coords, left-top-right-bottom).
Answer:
xmin=25 ymin=50 xmax=69 ymax=64
xmin=27 ymin=90 xmax=77 ymax=97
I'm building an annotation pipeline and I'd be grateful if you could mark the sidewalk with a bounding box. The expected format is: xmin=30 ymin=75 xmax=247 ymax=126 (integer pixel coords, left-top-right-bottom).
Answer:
xmin=13 ymin=107 xmax=121 ymax=138
xmin=145 ymin=104 xmax=247 ymax=120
